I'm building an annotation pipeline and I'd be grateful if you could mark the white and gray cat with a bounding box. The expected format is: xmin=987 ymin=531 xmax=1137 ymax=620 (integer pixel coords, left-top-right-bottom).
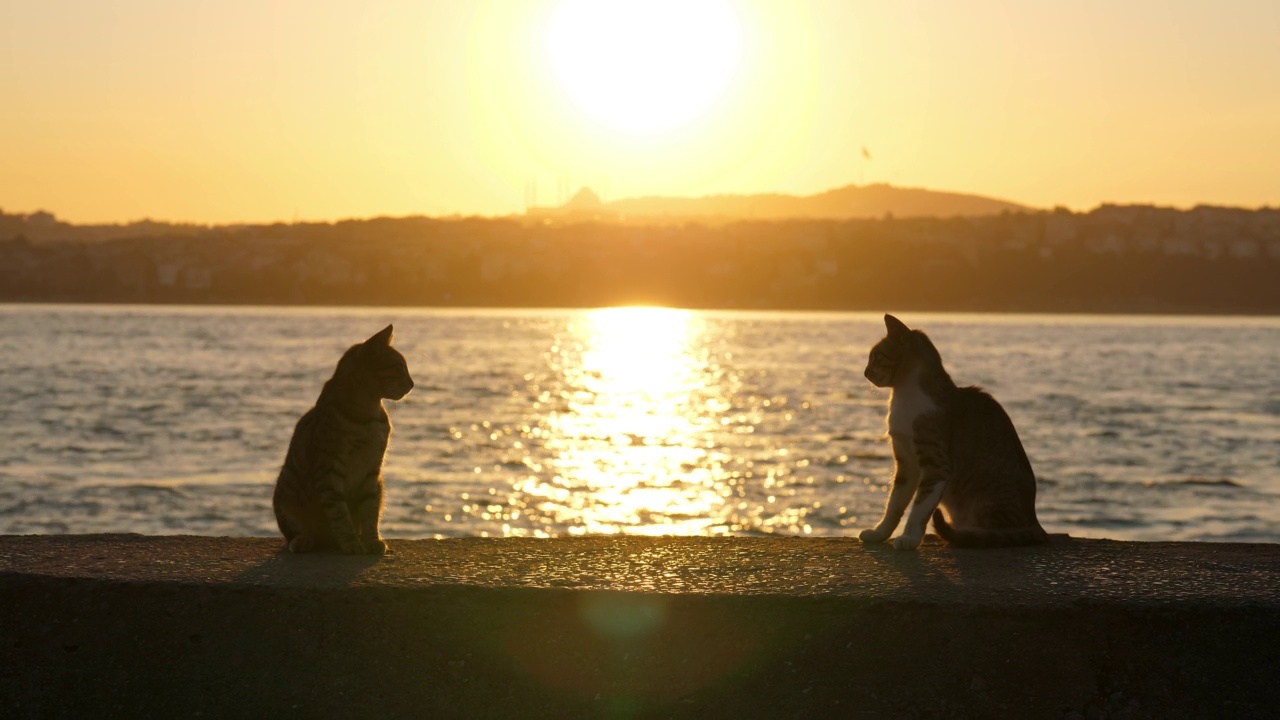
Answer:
xmin=860 ymin=314 xmax=1047 ymax=550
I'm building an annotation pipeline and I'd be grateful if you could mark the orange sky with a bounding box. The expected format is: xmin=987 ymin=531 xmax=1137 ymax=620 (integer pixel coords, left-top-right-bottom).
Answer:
xmin=3 ymin=0 xmax=1279 ymax=224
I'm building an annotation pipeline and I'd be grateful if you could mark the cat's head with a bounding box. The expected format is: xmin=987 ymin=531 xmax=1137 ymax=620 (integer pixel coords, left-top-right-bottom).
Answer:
xmin=338 ymin=324 xmax=414 ymax=401
xmin=863 ymin=314 xmax=939 ymax=388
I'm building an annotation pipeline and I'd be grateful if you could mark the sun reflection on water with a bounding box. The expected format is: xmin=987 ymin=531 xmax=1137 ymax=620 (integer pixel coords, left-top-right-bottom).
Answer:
xmin=520 ymin=307 xmax=731 ymax=535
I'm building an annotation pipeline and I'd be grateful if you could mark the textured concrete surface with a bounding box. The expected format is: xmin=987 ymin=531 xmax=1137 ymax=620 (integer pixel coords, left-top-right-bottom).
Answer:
xmin=1 ymin=534 xmax=1278 ymax=719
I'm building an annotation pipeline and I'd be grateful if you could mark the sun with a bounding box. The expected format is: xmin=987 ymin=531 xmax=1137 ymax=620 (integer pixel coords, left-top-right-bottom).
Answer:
xmin=544 ymin=0 xmax=743 ymax=136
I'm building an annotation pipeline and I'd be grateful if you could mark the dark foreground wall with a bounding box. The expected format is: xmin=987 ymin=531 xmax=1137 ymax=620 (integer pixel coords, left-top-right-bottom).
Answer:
xmin=1 ymin=535 xmax=1277 ymax=719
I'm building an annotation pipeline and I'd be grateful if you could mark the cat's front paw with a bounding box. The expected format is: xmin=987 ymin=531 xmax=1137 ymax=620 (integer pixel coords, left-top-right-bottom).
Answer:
xmin=338 ymin=539 xmax=365 ymax=555
xmin=363 ymin=538 xmax=389 ymax=556
xmin=893 ymin=535 xmax=922 ymax=551
xmin=859 ymin=527 xmax=891 ymax=544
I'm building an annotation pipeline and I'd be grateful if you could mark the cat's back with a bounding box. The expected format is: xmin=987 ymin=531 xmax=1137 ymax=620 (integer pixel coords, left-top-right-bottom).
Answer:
xmin=949 ymin=385 xmax=1014 ymax=426
xmin=947 ymin=385 xmax=1033 ymax=474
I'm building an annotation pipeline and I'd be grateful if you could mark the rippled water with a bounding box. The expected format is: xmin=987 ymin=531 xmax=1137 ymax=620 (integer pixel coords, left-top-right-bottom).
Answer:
xmin=1 ymin=304 xmax=1277 ymax=542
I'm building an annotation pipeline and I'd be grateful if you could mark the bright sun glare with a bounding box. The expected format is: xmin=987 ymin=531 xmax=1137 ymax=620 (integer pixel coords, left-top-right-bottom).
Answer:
xmin=533 ymin=306 xmax=729 ymax=536
xmin=544 ymin=0 xmax=743 ymax=136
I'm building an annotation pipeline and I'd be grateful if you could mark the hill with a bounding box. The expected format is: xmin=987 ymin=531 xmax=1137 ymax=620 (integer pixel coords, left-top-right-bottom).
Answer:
xmin=542 ymin=183 xmax=1032 ymax=220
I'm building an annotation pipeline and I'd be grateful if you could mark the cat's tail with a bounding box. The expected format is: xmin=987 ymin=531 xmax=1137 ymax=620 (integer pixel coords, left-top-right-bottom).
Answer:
xmin=931 ymin=509 xmax=1048 ymax=548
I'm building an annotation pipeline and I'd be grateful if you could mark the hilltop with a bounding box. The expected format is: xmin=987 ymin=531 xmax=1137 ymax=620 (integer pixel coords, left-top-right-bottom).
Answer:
xmin=532 ymin=183 xmax=1031 ymax=221
xmin=3 ymin=182 xmax=1032 ymax=243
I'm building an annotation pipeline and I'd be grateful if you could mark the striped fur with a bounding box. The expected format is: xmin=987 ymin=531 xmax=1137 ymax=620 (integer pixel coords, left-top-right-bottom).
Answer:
xmin=859 ymin=314 xmax=1047 ymax=550
xmin=272 ymin=325 xmax=413 ymax=554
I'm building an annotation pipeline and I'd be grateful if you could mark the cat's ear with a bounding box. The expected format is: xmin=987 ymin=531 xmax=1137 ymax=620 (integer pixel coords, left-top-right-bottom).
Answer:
xmin=367 ymin=324 xmax=394 ymax=347
xmin=884 ymin=314 xmax=911 ymax=337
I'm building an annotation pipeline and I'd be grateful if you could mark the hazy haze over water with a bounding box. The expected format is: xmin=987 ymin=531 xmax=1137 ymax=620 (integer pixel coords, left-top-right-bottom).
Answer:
xmin=1 ymin=304 xmax=1277 ymax=543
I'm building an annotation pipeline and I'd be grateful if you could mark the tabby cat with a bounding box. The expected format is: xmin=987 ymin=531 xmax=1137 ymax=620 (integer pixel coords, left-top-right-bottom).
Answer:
xmin=273 ymin=324 xmax=414 ymax=554
xmin=859 ymin=314 xmax=1047 ymax=550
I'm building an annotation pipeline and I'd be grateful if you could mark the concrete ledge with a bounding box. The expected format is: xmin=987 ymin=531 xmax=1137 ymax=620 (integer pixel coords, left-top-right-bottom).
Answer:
xmin=2 ymin=535 xmax=1277 ymax=719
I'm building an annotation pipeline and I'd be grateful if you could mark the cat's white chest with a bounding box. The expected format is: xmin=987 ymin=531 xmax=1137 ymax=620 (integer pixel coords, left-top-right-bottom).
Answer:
xmin=887 ymin=375 xmax=937 ymax=439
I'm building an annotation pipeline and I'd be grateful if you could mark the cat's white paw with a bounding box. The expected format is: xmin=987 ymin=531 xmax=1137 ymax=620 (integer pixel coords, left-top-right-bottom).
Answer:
xmin=859 ymin=527 xmax=891 ymax=544
xmin=893 ymin=535 xmax=922 ymax=551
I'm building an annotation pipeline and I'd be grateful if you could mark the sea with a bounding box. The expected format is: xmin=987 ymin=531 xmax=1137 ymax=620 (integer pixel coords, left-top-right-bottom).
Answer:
xmin=1 ymin=304 xmax=1277 ymax=543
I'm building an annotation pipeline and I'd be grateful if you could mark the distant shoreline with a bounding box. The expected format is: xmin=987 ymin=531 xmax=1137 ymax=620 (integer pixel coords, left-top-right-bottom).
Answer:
xmin=3 ymin=299 xmax=1279 ymax=318
xmin=5 ymin=206 xmax=1279 ymax=315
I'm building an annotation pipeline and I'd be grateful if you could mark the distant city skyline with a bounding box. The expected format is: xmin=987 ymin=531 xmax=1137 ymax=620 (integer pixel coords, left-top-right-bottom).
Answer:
xmin=3 ymin=0 xmax=1280 ymax=224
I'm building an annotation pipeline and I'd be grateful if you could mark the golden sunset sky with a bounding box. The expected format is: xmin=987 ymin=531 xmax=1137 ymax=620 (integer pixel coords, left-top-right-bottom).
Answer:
xmin=3 ymin=0 xmax=1279 ymax=224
